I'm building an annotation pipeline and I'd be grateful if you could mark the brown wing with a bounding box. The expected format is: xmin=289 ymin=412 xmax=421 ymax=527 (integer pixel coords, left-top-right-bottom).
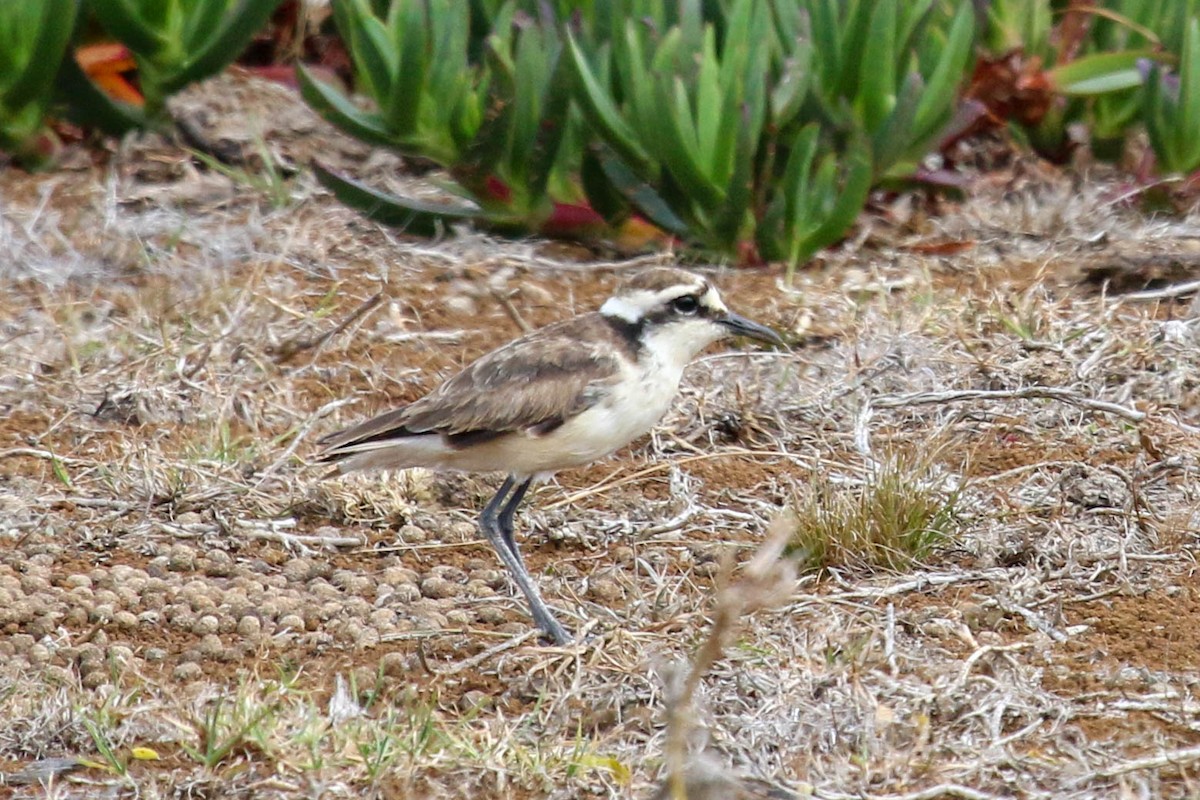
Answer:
xmin=317 ymin=314 xmax=621 ymax=456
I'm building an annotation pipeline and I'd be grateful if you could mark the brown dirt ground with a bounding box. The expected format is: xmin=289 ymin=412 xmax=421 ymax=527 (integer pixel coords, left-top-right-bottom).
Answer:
xmin=2 ymin=72 xmax=1200 ymax=799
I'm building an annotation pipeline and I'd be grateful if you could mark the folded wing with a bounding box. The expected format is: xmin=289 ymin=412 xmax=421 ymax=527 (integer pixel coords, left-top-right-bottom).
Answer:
xmin=317 ymin=316 xmax=621 ymax=463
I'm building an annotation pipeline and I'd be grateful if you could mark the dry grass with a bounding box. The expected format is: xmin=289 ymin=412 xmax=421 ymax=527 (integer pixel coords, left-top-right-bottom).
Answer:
xmin=1 ymin=74 xmax=1200 ymax=799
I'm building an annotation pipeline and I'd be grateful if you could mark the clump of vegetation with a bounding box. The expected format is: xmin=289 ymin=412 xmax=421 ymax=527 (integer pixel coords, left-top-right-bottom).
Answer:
xmin=788 ymin=451 xmax=961 ymax=572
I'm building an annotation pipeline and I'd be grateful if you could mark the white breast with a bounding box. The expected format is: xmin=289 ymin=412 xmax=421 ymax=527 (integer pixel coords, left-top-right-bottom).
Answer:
xmin=528 ymin=320 xmax=721 ymax=473
xmin=548 ymin=355 xmax=685 ymax=468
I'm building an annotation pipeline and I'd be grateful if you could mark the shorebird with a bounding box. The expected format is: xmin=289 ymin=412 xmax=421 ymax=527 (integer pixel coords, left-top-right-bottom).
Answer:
xmin=317 ymin=267 xmax=783 ymax=643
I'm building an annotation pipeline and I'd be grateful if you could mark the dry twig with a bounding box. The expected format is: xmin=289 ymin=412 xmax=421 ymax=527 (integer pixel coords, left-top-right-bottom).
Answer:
xmin=269 ymin=291 xmax=383 ymax=363
xmin=872 ymin=387 xmax=1145 ymax=423
xmin=662 ymin=515 xmax=796 ymax=800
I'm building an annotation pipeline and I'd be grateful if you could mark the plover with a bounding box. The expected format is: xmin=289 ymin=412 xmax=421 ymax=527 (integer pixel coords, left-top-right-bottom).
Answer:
xmin=317 ymin=267 xmax=783 ymax=643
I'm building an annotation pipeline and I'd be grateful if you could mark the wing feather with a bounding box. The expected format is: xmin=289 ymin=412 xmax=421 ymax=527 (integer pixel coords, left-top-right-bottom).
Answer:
xmin=317 ymin=314 xmax=621 ymax=459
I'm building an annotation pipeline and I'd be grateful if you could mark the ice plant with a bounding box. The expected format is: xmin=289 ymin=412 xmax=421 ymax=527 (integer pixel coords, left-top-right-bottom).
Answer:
xmin=0 ymin=0 xmax=77 ymax=168
xmin=299 ymin=0 xmax=583 ymax=235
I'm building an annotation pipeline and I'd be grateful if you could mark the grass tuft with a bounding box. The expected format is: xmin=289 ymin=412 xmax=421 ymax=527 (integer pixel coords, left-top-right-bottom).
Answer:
xmin=788 ymin=449 xmax=960 ymax=572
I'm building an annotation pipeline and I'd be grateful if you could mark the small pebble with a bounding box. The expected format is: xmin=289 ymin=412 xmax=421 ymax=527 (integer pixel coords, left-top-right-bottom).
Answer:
xmin=379 ymin=652 xmax=409 ymax=677
xmin=168 ymin=544 xmax=197 ymax=571
xmin=585 ymin=578 xmax=622 ymax=603
xmin=431 ymin=565 xmax=467 ymax=582
xmin=369 ymin=608 xmax=397 ymax=628
xmin=420 ymin=577 xmax=458 ymax=600
xmin=94 ymin=589 xmax=120 ymax=607
xmin=20 ymin=574 xmax=50 ymax=594
xmin=464 ymin=580 xmax=495 ymax=598
xmin=381 ymin=566 xmax=419 ymax=586
xmin=447 ymin=521 xmax=477 ymax=541
xmin=472 ymin=569 xmax=507 ymax=590
xmin=107 ymin=645 xmax=134 ymax=665
xmin=174 ymin=662 xmax=204 ymax=682
xmin=445 ymin=609 xmax=473 ymax=626
xmin=396 ymin=525 xmax=427 ymax=544
xmin=445 ymin=295 xmax=477 ymax=316
xmin=388 ymin=583 xmax=421 ymax=603
xmin=198 ymin=634 xmax=224 ymax=657
xmin=82 ymin=672 xmax=109 ymax=690
xmin=201 ymin=551 xmax=233 ymax=577
xmin=236 ymin=615 xmax=262 ymax=639
xmin=278 ymin=613 xmax=305 ymax=632
xmin=64 ymin=574 xmax=92 ymax=590
xmin=476 ymin=607 xmax=509 ymax=625
xmin=282 ymin=558 xmax=316 ymax=583
xmin=27 ymin=644 xmax=51 ymax=665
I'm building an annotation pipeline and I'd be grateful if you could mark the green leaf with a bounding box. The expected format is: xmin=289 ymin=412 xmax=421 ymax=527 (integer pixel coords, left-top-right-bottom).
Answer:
xmin=296 ymin=64 xmax=402 ymax=150
xmin=856 ymin=0 xmax=897 ymax=133
xmin=592 ymin=149 xmax=691 ymax=237
xmin=507 ymin=26 xmax=552 ymax=194
xmin=805 ymin=143 xmax=871 ymax=252
xmin=563 ymin=29 xmax=652 ymax=173
xmin=166 ymin=0 xmax=288 ymax=91
xmin=807 ymin=0 xmax=841 ymax=96
xmin=770 ymin=34 xmax=813 ymax=129
xmin=710 ymin=102 xmax=757 ymax=249
xmin=1049 ymin=50 xmax=1161 ymax=96
xmin=871 ymin=72 xmax=923 ymax=176
xmin=1178 ymin=17 xmax=1200 ymax=160
xmin=313 ymin=162 xmax=484 ymax=238
xmin=3 ymin=0 xmax=76 ymax=111
xmin=912 ymin=1 xmax=974 ymax=138
xmin=88 ymin=0 xmax=169 ymax=59
xmin=347 ymin=3 xmax=399 ymax=105
xmin=524 ymin=37 xmax=574 ymax=200
xmin=695 ymin=27 xmax=723 ymax=168
xmin=837 ymin=0 xmax=874 ymax=99
xmin=1144 ymin=17 xmax=1200 ymax=173
xmin=384 ymin=0 xmax=431 ymax=137
xmin=580 ymin=147 xmax=631 ymax=224
xmin=183 ymin=0 xmax=229 ymax=52
xmin=657 ymin=76 xmax=724 ymax=213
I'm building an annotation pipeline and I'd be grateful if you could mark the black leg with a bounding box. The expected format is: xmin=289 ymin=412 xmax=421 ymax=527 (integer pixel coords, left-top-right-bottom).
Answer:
xmin=497 ymin=477 xmax=532 ymax=566
xmin=481 ymin=476 xmax=515 ymax=532
xmin=478 ymin=475 xmax=570 ymax=644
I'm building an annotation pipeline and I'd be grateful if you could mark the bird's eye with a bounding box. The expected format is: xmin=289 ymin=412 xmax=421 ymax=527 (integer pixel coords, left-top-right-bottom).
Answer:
xmin=671 ymin=295 xmax=700 ymax=315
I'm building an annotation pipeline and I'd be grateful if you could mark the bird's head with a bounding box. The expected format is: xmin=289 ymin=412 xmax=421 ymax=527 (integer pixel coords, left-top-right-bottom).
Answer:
xmin=600 ymin=268 xmax=784 ymax=365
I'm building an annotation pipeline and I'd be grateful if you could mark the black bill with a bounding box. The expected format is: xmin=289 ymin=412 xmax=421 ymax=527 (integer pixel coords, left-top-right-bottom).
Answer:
xmin=720 ymin=312 xmax=786 ymax=347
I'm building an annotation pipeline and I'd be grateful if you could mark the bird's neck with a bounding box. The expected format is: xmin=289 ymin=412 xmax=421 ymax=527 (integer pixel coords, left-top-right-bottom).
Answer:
xmin=600 ymin=311 xmax=645 ymax=358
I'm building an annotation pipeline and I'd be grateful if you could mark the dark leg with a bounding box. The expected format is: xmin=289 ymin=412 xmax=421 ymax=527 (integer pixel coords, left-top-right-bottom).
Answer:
xmin=479 ymin=476 xmax=570 ymax=644
xmin=497 ymin=477 xmax=532 ymax=566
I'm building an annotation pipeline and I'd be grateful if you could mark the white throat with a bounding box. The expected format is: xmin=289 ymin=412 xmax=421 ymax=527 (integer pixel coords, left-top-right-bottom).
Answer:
xmin=639 ymin=318 xmax=727 ymax=372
